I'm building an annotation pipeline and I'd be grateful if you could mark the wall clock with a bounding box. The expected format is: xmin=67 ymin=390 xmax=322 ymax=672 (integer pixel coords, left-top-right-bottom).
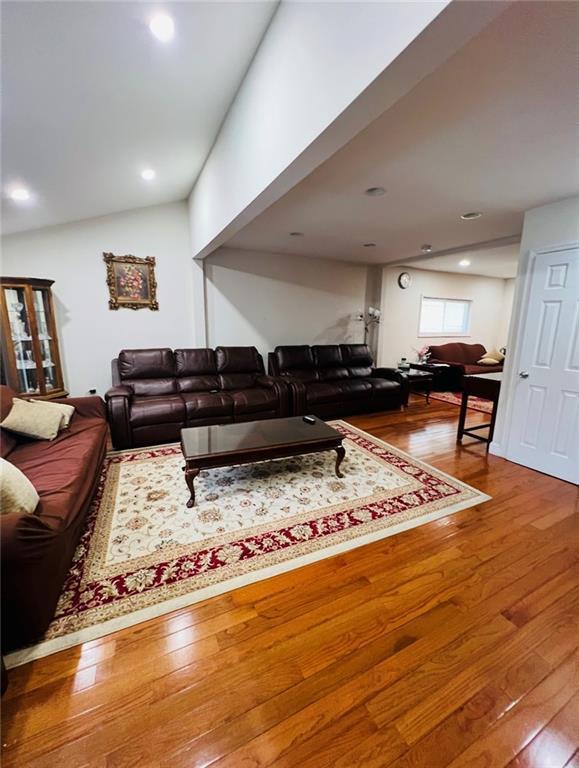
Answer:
xmin=398 ymin=272 xmax=411 ymax=289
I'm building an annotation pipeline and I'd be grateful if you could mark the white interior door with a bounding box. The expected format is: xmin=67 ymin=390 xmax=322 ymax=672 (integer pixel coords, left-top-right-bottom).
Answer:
xmin=506 ymin=247 xmax=579 ymax=484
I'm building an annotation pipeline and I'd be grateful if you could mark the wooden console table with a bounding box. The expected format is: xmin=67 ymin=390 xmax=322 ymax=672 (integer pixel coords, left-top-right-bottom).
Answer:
xmin=457 ymin=373 xmax=502 ymax=450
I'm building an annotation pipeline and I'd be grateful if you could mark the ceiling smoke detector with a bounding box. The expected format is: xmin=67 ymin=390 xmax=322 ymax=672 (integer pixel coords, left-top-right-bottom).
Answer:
xmin=420 ymin=244 xmax=432 ymax=253
xmin=460 ymin=211 xmax=482 ymax=220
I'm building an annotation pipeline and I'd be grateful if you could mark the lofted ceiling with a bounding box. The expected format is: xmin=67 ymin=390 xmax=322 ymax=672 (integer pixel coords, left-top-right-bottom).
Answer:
xmin=1 ymin=1 xmax=277 ymax=234
xmin=405 ymin=242 xmax=519 ymax=279
xmin=225 ymin=1 xmax=579 ymax=265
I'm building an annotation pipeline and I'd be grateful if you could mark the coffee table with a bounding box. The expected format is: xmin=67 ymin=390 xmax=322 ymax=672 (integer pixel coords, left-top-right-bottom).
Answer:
xmin=180 ymin=416 xmax=346 ymax=507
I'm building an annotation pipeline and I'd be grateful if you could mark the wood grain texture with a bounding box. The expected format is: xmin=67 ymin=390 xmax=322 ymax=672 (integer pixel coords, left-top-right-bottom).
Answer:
xmin=1 ymin=396 xmax=578 ymax=768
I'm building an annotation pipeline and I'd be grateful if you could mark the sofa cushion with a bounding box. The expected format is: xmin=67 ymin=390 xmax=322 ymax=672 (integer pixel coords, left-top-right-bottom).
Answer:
xmin=0 ymin=458 xmax=39 ymax=516
xmin=306 ymin=382 xmax=343 ymax=405
xmin=1 ymin=399 xmax=64 ymax=441
xmin=123 ymin=378 xmax=178 ymax=397
xmin=463 ymin=364 xmax=503 ymax=375
xmin=215 ymin=346 xmax=262 ymax=373
xmin=312 ymin=345 xmax=350 ymax=381
xmin=119 ymin=348 xmax=175 ymax=379
xmin=9 ymin=416 xmax=107 ymax=529
xmin=175 ymin=349 xmax=220 ymax=392
xmin=0 ymin=386 xmax=18 ymax=458
xmin=129 ymin=395 xmax=186 ymax=428
xmin=336 ymin=380 xmax=373 ymax=400
xmin=181 ymin=392 xmax=233 ymax=420
xmin=340 ymin=344 xmax=374 ymax=377
xmin=231 ymin=388 xmax=279 ymax=415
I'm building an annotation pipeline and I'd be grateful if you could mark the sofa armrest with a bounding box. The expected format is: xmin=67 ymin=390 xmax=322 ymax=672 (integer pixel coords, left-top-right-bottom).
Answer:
xmin=256 ymin=376 xmax=290 ymax=417
xmin=372 ymin=368 xmax=409 ymax=402
xmin=105 ymin=386 xmax=132 ymax=449
xmin=274 ymin=376 xmax=307 ymax=416
xmin=53 ymin=395 xmax=106 ymax=421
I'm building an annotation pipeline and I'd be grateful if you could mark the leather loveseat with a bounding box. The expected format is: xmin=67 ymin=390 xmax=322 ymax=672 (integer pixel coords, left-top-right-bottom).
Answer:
xmin=427 ymin=343 xmax=504 ymax=391
xmin=268 ymin=344 xmax=406 ymax=419
xmin=1 ymin=385 xmax=108 ymax=651
xmin=105 ymin=347 xmax=288 ymax=449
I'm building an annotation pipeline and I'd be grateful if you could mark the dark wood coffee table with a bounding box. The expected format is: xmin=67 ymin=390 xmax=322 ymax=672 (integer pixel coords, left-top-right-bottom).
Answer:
xmin=180 ymin=416 xmax=346 ymax=507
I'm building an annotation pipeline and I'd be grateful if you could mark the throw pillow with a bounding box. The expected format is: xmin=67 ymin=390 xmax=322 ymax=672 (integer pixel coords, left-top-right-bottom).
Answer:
xmin=488 ymin=349 xmax=505 ymax=362
xmin=0 ymin=398 xmax=64 ymax=440
xmin=32 ymin=399 xmax=75 ymax=428
xmin=0 ymin=458 xmax=39 ymax=515
xmin=477 ymin=357 xmax=501 ymax=365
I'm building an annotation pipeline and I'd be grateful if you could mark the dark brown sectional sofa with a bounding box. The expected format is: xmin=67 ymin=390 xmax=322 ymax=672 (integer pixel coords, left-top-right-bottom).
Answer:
xmin=0 ymin=385 xmax=108 ymax=651
xmin=105 ymin=346 xmax=289 ymax=449
xmin=268 ymin=344 xmax=406 ymax=418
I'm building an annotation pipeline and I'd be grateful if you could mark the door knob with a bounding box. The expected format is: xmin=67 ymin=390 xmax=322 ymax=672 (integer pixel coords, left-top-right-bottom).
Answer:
xmin=519 ymin=371 xmax=529 ymax=379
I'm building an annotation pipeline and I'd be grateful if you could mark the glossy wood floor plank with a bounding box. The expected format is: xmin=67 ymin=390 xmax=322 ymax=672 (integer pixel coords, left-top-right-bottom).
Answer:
xmin=1 ymin=396 xmax=577 ymax=768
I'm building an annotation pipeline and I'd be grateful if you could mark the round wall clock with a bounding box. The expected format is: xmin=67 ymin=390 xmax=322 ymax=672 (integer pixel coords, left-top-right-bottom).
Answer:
xmin=398 ymin=272 xmax=411 ymax=289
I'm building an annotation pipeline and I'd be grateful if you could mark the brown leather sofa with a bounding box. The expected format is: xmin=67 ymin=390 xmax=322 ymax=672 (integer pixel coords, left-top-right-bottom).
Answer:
xmin=1 ymin=385 xmax=108 ymax=651
xmin=268 ymin=344 xmax=406 ymax=418
xmin=427 ymin=343 xmax=504 ymax=390
xmin=106 ymin=346 xmax=288 ymax=449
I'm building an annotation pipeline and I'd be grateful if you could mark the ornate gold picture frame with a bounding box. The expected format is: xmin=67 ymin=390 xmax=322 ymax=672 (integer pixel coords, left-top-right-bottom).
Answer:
xmin=103 ymin=252 xmax=159 ymax=311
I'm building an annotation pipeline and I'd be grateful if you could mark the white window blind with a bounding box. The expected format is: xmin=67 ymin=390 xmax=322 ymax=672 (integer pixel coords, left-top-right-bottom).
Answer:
xmin=419 ymin=297 xmax=471 ymax=337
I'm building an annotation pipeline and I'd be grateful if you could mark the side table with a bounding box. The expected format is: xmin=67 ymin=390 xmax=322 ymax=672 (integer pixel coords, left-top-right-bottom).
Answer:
xmin=397 ymin=369 xmax=434 ymax=407
xmin=457 ymin=373 xmax=502 ymax=450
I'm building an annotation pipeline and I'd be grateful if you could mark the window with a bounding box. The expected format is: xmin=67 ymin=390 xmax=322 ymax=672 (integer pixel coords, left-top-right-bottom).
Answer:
xmin=418 ymin=297 xmax=471 ymax=337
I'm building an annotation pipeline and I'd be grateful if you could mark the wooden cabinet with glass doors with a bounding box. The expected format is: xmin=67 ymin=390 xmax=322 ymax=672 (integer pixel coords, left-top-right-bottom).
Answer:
xmin=0 ymin=277 xmax=67 ymax=399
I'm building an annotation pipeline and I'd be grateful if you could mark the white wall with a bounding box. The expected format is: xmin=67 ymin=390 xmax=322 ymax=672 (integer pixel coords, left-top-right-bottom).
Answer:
xmin=1 ymin=202 xmax=194 ymax=396
xmin=205 ymin=247 xmax=367 ymax=366
xmin=378 ymin=266 xmax=514 ymax=367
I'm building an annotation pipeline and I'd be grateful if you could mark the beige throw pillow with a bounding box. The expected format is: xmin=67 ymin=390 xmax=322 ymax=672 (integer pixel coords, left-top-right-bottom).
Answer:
xmin=32 ymin=399 xmax=75 ymax=428
xmin=488 ymin=349 xmax=505 ymax=362
xmin=0 ymin=398 xmax=64 ymax=440
xmin=477 ymin=357 xmax=501 ymax=365
xmin=0 ymin=458 xmax=39 ymax=515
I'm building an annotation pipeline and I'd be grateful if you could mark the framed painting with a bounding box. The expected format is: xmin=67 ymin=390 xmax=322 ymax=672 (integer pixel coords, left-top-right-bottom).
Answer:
xmin=103 ymin=253 xmax=159 ymax=311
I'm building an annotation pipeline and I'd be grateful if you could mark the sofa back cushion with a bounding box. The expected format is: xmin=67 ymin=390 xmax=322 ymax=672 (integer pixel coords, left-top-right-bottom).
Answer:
xmin=174 ymin=348 xmax=220 ymax=392
xmin=340 ymin=344 xmax=374 ymax=377
xmin=118 ymin=348 xmax=177 ymax=396
xmin=0 ymin=385 xmax=18 ymax=458
xmin=273 ymin=346 xmax=319 ymax=382
xmin=428 ymin=343 xmax=487 ymax=365
xmin=215 ymin=346 xmax=264 ymax=390
xmin=312 ymin=345 xmax=350 ymax=381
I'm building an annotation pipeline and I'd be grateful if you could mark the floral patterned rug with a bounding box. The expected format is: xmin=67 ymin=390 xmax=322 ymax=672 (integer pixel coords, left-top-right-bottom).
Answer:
xmin=417 ymin=391 xmax=494 ymax=414
xmin=7 ymin=422 xmax=489 ymax=666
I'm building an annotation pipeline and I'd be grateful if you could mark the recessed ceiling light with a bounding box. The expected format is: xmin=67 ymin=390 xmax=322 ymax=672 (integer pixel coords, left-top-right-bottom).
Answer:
xmin=460 ymin=211 xmax=482 ymax=220
xmin=9 ymin=187 xmax=31 ymax=202
xmin=459 ymin=259 xmax=471 ymax=267
xmin=420 ymin=244 xmax=433 ymax=253
xmin=365 ymin=187 xmax=386 ymax=197
xmin=141 ymin=168 xmax=156 ymax=181
xmin=149 ymin=13 xmax=175 ymax=42
xmin=289 ymin=231 xmax=304 ymax=237
xmin=363 ymin=242 xmax=376 ymax=248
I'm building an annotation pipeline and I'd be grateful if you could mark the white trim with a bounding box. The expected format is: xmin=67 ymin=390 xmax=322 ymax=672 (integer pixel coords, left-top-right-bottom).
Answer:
xmin=5 ymin=422 xmax=489 ymax=669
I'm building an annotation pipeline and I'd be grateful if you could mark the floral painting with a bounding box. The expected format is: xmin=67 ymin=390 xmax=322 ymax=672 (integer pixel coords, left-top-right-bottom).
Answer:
xmin=103 ymin=253 xmax=159 ymax=310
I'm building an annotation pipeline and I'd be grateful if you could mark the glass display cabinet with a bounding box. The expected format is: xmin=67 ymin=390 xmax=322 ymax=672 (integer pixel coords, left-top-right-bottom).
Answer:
xmin=0 ymin=277 xmax=67 ymax=399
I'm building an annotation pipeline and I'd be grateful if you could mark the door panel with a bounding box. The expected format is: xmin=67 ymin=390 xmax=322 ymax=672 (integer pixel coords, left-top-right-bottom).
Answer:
xmin=506 ymin=247 xmax=579 ymax=484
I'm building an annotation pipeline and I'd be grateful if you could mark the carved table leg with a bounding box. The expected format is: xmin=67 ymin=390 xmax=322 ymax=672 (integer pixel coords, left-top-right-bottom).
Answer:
xmin=334 ymin=445 xmax=346 ymax=478
xmin=183 ymin=464 xmax=200 ymax=508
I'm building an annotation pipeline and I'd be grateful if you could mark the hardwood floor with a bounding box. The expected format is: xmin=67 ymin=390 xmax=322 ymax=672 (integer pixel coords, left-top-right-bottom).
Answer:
xmin=2 ymin=396 xmax=578 ymax=768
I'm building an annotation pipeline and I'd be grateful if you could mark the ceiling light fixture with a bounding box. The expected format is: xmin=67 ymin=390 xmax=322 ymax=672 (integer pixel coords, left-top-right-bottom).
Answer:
xmin=420 ymin=244 xmax=432 ymax=253
xmin=363 ymin=242 xmax=376 ymax=248
xmin=459 ymin=259 xmax=471 ymax=267
xmin=460 ymin=211 xmax=482 ymax=220
xmin=149 ymin=13 xmax=175 ymax=42
xmin=289 ymin=231 xmax=304 ymax=237
xmin=141 ymin=168 xmax=156 ymax=181
xmin=365 ymin=187 xmax=386 ymax=197
xmin=10 ymin=188 xmax=31 ymax=202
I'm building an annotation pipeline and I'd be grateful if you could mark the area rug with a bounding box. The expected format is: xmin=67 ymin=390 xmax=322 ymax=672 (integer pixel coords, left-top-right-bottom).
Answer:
xmin=6 ymin=422 xmax=490 ymax=667
xmin=418 ymin=390 xmax=493 ymax=414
